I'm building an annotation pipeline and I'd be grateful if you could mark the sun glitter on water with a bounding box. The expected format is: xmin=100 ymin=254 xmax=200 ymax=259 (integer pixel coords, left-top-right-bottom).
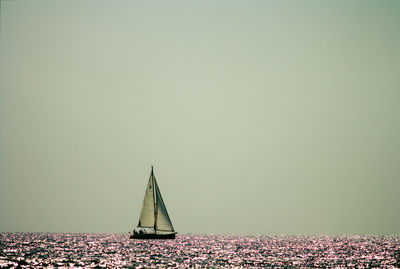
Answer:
xmin=1 ymin=233 xmax=400 ymax=268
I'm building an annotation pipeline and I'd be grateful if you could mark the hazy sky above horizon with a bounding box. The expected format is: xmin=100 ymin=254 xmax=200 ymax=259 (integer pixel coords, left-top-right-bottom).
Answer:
xmin=1 ymin=0 xmax=399 ymax=234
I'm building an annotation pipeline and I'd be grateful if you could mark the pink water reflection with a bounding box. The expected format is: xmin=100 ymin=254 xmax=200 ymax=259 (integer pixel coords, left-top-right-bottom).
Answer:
xmin=0 ymin=233 xmax=399 ymax=268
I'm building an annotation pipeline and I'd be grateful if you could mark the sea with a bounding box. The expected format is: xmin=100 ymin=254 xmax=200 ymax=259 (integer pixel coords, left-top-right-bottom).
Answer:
xmin=1 ymin=233 xmax=399 ymax=268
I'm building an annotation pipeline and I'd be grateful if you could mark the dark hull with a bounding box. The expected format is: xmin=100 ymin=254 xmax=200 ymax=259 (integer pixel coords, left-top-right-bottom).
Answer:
xmin=130 ymin=233 xmax=176 ymax=240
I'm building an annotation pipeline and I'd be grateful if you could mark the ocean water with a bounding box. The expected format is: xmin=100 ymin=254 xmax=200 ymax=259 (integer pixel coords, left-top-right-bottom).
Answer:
xmin=1 ymin=233 xmax=399 ymax=268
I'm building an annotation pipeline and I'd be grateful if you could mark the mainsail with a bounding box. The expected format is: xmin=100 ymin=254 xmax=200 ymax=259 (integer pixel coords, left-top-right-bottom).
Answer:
xmin=137 ymin=167 xmax=174 ymax=233
xmin=137 ymin=172 xmax=155 ymax=228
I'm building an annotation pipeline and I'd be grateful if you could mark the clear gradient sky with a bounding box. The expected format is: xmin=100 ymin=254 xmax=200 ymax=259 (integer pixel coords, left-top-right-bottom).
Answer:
xmin=0 ymin=0 xmax=399 ymax=234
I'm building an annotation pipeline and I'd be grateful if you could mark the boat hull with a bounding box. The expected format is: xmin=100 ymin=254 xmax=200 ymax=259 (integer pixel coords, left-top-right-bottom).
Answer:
xmin=130 ymin=233 xmax=176 ymax=240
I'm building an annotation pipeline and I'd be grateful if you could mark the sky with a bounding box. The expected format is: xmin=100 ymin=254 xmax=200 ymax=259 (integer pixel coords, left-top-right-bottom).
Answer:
xmin=0 ymin=0 xmax=399 ymax=235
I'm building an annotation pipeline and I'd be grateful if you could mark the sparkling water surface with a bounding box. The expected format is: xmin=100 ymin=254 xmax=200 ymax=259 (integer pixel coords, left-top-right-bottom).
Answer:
xmin=1 ymin=233 xmax=399 ymax=268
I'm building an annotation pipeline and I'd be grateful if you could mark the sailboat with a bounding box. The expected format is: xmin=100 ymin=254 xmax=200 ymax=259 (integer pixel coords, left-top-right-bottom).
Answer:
xmin=130 ymin=166 xmax=177 ymax=239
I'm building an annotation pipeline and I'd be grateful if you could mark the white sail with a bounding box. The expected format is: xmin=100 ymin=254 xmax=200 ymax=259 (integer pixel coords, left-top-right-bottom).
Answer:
xmin=138 ymin=173 xmax=155 ymax=228
xmin=154 ymin=178 xmax=175 ymax=232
